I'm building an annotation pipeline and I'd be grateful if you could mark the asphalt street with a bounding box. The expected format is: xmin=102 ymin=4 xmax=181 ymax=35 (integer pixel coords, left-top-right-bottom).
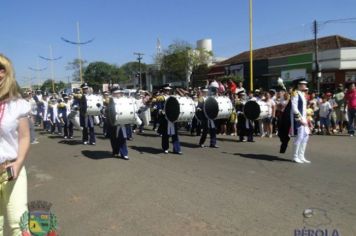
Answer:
xmin=26 ymin=127 xmax=356 ymax=236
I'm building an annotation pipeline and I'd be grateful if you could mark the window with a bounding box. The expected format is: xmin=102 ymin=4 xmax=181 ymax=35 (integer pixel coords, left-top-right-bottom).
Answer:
xmin=320 ymin=73 xmax=335 ymax=83
xmin=345 ymin=71 xmax=356 ymax=82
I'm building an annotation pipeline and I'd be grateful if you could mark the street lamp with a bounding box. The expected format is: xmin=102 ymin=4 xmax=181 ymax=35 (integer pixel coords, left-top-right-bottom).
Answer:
xmin=39 ymin=45 xmax=62 ymax=93
xmin=61 ymin=22 xmax=94 ymax=84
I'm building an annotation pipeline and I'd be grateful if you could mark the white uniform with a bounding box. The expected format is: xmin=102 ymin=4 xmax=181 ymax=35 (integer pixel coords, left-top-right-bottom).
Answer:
xmin=291 ymin=90 xmax=310 ymax=163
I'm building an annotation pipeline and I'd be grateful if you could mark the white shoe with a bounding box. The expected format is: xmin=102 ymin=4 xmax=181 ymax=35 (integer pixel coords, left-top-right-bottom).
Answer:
xmin=122 ymin=156 xmax=129 ymax=160
xmin=293 ymin=158 xmax=304 ymax=164
xmin=164 ymin=150 xmax=169 ymax=154
xmin=299 ymin=143 xmax=311 ymax=164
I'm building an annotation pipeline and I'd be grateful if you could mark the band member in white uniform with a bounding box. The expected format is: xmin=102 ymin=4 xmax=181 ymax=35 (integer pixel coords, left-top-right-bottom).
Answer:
xmin=291 ymin=78 xmax=311 ymax=164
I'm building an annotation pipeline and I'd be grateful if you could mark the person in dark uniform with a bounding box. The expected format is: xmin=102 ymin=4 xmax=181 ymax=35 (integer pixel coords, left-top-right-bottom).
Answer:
xmin=191 ymin=92 xmax=203 ymax=136
xmin=158 ymin=85 xmax=182 ymax=154
xmin=108 ymin=87 xmax=129 ymax=160
xmin=102 ymin=91 xmax=110 ymax=138
xmin=236 ymin=91 xmax=254 ymax=142
xmin=198 ymin=88 xmax=218 ymax=148
xmin=79 ymin=83 xmax=96 ymax=145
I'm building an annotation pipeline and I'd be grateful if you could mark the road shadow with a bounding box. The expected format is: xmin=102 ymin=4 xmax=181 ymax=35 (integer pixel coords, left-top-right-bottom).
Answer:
xmin=38 ymin=131 xmax=50 ymax=135
xmin=136 ymin=132 xmax=161 ymax=138
xmin=58 ymin=140 xmax=83 ymax=145
xmin=81 ymin=150 xmax=113 ymax=160
xmin=129 ymin=145 xmax=163 ymax=155
xmin=179 ymin=141 xmax=200 ymax=148
xmin=48 ymin=135 xmax=64 ymax=139
xmin=234 ymin=153 xmax=294 ymax=162
xmin=178 ymin=132 xmax=199 ymax=137
xmin=216 ymin=137 xmax=239 ymax=143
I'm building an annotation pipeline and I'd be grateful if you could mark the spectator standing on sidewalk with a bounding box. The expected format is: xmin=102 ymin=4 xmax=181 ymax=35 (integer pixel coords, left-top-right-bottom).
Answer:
xmin=0 ymin=54 xmax=31 ymax=235
xmin=345 ymin=83 xmax=356 ymax=137
xmin=334 ymin=84 xmax=346 ymax=133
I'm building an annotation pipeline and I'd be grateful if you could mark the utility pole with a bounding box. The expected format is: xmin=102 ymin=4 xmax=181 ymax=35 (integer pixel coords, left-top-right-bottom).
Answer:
xmin=313 ymin=20 xmax=321 ymax=95
xmin=49 ymin=45 xmax=55 ymax=93
xmin=61 ymin=22 xmax=94 ymax=84
xmin=249 ymin=0 xmax=254 ymax=92
xmin=134 ymin=52 xmax=144 ymax=89
xmin=28 ymin=59 xmax=46 ymax=89
xmin=77 ymin=22 xmax=83 ymax=84
xmin=39 ymin=46 xmax=62 ymax=94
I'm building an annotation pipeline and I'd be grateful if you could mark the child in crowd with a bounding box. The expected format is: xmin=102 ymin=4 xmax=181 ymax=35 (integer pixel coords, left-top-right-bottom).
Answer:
xmin=319 ymin=96 xmax=332 ymax=135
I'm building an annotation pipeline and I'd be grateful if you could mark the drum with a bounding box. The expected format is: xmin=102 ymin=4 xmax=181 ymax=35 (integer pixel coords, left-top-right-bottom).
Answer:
xmin=94 ymin=116 xmax=100 ymax=125
xmin=243 ymin=100 xmax=269 ymax=120
xmin=108 ymin=97 xmax=142 ymax=126
xmin=164 ymin=96 xmax=196 ymax=123
xmin=68 ymin=110 xmax=82 ymax=130
xmin=204 ymin=96 xmax=234 ymax=120
xmin=138 ymin=106 xmax=151 ymax=125
xmin=86 ymin=95 xmax=103 ymax=116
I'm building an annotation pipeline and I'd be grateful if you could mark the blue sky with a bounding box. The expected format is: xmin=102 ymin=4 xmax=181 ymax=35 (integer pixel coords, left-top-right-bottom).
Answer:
xmin=1 ymin=0 xmax=356 ymax=86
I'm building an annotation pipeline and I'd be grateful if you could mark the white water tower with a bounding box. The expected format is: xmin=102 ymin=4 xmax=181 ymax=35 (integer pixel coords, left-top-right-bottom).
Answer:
xmin=196 ymin=38 xmax=213 ymax=52
xmin=196 ymin=38 xmax=213 ymax=65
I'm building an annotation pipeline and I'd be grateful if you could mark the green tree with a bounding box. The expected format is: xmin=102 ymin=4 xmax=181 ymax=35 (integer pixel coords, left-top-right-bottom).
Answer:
xmin=120 ymin=61 xmax=147 ymax=80
xmin=40 ymin=79 xmax=67 ymax=93
xmin=66 ymin=59 xmax=87 ymax=82
xmin=83 ymin=61 xmax=123 ymax=91
xmin=157 ymin=40 xmax=213 ymax=87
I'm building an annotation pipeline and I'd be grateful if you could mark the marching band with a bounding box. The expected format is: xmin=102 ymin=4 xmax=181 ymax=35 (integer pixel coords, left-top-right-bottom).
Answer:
xmin=27 ymin=79 xmax=311 ymax=163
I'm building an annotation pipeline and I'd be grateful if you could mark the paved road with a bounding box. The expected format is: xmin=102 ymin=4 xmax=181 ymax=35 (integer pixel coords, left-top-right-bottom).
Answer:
xmin=26 ymin=128 xmax=356 ymax=236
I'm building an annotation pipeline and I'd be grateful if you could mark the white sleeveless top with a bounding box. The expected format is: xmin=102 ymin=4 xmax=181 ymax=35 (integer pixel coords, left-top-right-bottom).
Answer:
xmin=0 ymin=98 xmax=30 ymax=163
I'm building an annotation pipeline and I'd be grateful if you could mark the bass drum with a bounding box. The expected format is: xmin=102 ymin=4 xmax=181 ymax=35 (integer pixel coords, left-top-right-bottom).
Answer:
xmin=86 ymin=95 xmax=103 ymax=116
xmin=138 ymin=106 xmax=151 ymax=126
xmin=108 ymin=97 xmax=142 ymax=126
xmin=68 ymin=110 xmax=82 ymax=130
xmin=243 ymin=100 xmax=269 ymax=120
xmin=204 ymin=96 xmax=234 ymax=120
xmin=164 ymin=96 xmax=196 ymax=123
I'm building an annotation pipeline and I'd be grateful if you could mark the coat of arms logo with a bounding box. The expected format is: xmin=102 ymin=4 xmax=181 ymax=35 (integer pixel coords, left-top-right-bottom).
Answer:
xmin=20 ymin=200 xmax=58 ymax=236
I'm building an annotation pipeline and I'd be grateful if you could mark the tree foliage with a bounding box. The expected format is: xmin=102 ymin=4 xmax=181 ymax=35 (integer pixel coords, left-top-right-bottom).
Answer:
xmin=120 ymin=61 xmax=147 ymax=79
xmin=40 ymin=79 xmax=67 ymax=93
xmin=83 ymin=61 xmax=128 ymax=91
xmin=66 ymin=59 xmax=87 ymax=82
xmin=157 ymin=40 xmax=213 ymax=85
